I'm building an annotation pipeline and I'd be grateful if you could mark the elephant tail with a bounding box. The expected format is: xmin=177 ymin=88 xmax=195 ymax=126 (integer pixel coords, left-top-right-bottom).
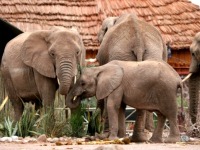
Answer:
xmin=162 ymin=41 xmax=168 ymax=62
xmin=178 ymin=82 xmax=185 ymax=120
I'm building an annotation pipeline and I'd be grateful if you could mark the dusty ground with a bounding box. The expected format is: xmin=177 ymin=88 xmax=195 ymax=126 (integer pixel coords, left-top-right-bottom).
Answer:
xmin=0 ymin=142 xmax=200 ymax=150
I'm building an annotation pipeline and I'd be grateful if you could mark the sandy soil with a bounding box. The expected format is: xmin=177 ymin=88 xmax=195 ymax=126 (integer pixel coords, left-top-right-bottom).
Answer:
xmin=0 ymin=142 xmax=200 ymax=150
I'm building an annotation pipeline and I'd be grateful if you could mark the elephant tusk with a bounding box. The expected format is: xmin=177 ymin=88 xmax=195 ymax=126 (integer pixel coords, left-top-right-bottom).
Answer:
xmin=74 ymin=76 xmax=77 ymax=84
xmin=57 ymin=78 xmax=60 ymax=85
xmin=73 ymin=96 xmax=77 ymax=101
xmin=182 ymin=73 xmax=192 ymax=83
xmin=85 ymin=58 xmax=97 ymax=63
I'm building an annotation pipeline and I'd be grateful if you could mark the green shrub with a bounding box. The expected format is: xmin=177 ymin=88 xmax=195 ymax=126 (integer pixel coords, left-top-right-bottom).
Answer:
xmin=87 ymin=108 xmax=103 ymax=136
xmin=69 ymin=103 xmax=87 ymax=137
xmin=177 ymin=96 xmax=188 ymax=108
xmin=0 ymin=93 xmax=93 ymax=138
xmin=16 ymin=103 xmax=40 ymax=137
xmin=0 ymin=117 xmax=18 ymax=137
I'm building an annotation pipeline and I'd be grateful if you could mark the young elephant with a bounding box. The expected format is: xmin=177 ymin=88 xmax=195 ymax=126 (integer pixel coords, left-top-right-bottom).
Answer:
xmin=66 ymin=60 xmax=182 ymax=143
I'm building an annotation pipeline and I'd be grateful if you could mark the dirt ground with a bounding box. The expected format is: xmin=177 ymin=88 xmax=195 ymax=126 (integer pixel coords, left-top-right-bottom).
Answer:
xmin=0 ymin=142 xmax=200 ymax=150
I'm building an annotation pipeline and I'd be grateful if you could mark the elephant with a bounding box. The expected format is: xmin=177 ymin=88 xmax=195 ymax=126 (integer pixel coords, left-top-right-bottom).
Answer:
xmin=96 ymin=13 xmax=167 ymax=141
xmin=66 ymin=60 xmax=182 ymax=143
xmin=1 ymin=26 xmax=85 ymax=122
xmin=188 ymin=32 xmax=200 ymax=124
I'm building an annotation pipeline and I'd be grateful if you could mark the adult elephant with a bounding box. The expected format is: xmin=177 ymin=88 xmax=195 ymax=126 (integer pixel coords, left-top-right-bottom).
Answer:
xmin=1 ymin=26 xmax=85 ymax=122
xmin=188 ymin=32 xmax=200 ymax=124
xmin=96 ymin=13 xmax=167 ymax=142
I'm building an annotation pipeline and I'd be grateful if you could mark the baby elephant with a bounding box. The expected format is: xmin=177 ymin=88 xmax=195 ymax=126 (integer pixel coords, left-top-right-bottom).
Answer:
xmin=66 ymin=60 xmax=182 ymax=143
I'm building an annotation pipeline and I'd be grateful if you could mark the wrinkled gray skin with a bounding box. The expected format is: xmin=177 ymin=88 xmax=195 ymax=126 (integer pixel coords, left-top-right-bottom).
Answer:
xmin=1 ymin=26 xmax=85 ymax=122
xmin=188 ymin=32 xmax=200 ymax=124
xmin=66 ymin=60 xmax=181 ymax=143
xmin=97 ymin=13 xmax=167 ymax=141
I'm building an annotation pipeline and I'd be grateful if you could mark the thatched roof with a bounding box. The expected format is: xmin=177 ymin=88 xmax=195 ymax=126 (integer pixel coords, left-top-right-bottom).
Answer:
xmin=0 ymin=0 xmax=200 ymax=55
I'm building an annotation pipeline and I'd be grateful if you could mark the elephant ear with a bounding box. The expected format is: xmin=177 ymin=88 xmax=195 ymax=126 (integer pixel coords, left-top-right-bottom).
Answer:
xmin=96 ymin=64 xmax=124 ymax=100
xmin=98 ymin=17 xmax=118 ymax=43
xmin=21 ymin=31 xmax=56 ymax=78
xmin=189 ymin=32 xmax=200 ymax=73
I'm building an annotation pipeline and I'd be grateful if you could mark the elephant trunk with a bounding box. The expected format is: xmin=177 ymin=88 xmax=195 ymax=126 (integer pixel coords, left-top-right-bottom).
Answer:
xmin=58 ymin=59 xmax=75 ymax=95
xmin=189 ymin=72 xmax=200 ymax=124
xmin=65 ymin=90 xmax=81 ymax=109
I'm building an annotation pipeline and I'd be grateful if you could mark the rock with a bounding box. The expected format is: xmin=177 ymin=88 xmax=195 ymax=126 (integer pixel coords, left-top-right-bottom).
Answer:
xmin=37 ymin=134 xmax=47 ymax=142
xmin=13 ymin=140 xmax=22 ymax=143
xmin=29 ymin=138 xmax=37 ymax=143
xmin=47 ymin=138 xmax=53 ymax=143
xmin=18 ymin=137 xmax=23 ymax=140
xmin=55 ymin=141 xmax=63 ymax=146
xmin=24 ymin=137 xmax=33 ymax=142
xmin=190 ymin=137 xmax=200 ymax=142
xmin=66 ymin=139 xmax=73 ymax=145
xmin=7 ymin=137 xmax=12 ymax=142
xmin=22 ymin=139 xmax=29 ymax=144
xmin=0 ymin=137 xmax=6 ymax=142
xmin=52 ymin=137 xmax=59 ymax=143
xmin=59 ymin=137 xmax=65 ymax=142
xmin=95 ymin=145 xmax=124 ymax=150
xmin=181 ymin=135 xmax=190 ymax=142
xmin=11 ymin=136 xmax=18 ymax=141
xmin=0 ymin=137 xmax=11 ymax=142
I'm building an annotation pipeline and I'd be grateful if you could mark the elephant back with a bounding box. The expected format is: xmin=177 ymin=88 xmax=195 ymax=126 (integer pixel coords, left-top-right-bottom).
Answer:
xmin=2 ymin=32 xmax=31 ymax=67
xmin=138 ymin=20 xmax=167 ymax=62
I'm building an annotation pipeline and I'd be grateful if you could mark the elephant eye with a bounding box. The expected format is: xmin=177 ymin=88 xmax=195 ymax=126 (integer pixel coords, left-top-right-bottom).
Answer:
xmin=80 ymin=81 xmax=85 ymax=86
xmin=104 ymin=27 xmax=108 ymax=33
xmin=77 ymin=50 xmax=80 ymax=55
xmin=191 ymin=52 xmax=195 ymax=57
xmin=50 ymin=52 xmax=55 ymax=58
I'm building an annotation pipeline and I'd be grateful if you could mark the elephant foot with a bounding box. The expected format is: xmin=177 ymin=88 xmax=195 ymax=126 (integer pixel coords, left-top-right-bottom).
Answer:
xmin=145 ymin=126 xmax=154 ymax=132
xmin=149 ymin=136 xmax=163 ymax=143
xmin=95 ymin=132 xmax=118 ymax=141
xmin=131 ymin=131 xmax=149 ymax=142
xmin=108 ymin=135 xmax=119 ymax=141
xmin=95 ymin=132 xmax=109 ymax=140
xmin=164 ymin=135 xmax=180 ymax=143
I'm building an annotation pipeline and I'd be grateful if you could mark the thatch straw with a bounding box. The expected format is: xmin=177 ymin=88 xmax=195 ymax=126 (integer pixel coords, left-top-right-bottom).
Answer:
xmin=0 ymin=0 xmax=200 ymax=51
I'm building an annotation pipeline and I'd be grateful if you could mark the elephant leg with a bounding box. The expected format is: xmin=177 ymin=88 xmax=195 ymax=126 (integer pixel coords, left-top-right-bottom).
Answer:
xmin=107 ymin=99 xmax=119 ymax=140
xmin=118 ymin=103 xmax=126 ymax=138
xmin=165 ymin=118 xmax=180 ymax=143
xmin=131 ymin=109 xmax=149 ymax=142
xmin=34 ymin=71 xmax=56 ymax=108
xmin=34 ymin=71 xmax=57 ymax=128
xmin=94 ymin=99 xmax=110 ymax=140
xmin=164 ymin=108 xmax=180 ymax=143
xmin=11 ymin=98 xmax=24 ymax=122
xmin=106 ymin=89 xmax=123 ymax=140
xmin=96 ymin=98 xmax=109 ymax=133
xmin=2 ymin=71 xmax=24 ymax=122
xmin=34 ymin=99 xmax=43 ymax=117
xmin=145 ymin=112 xmax=154 ymax=132
xmin=102 ymin=98 xmax=109 ymax=132
xmin=35 ymin=99 xmax=42 ymax=110
xmin=149 ymin=112 xmax=165 ymax=143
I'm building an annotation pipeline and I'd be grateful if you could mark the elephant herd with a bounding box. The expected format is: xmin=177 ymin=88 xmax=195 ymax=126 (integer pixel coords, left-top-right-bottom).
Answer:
xmin=1 ymin=13 xmax=200 ymax=143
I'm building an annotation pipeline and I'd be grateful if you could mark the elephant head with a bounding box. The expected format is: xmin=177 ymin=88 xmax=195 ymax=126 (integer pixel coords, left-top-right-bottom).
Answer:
xmin=97 ymin=17 xmax=118 ymax=43
xmin=188 ymin=32 xmax=200 ymax=124
xmin=21 ymin=27 xmax=85 ymax=95
xmin=66 ymin=64 xmax=123 ymax=108
xmin=97 ymin=14 xmax=140 ymax=44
